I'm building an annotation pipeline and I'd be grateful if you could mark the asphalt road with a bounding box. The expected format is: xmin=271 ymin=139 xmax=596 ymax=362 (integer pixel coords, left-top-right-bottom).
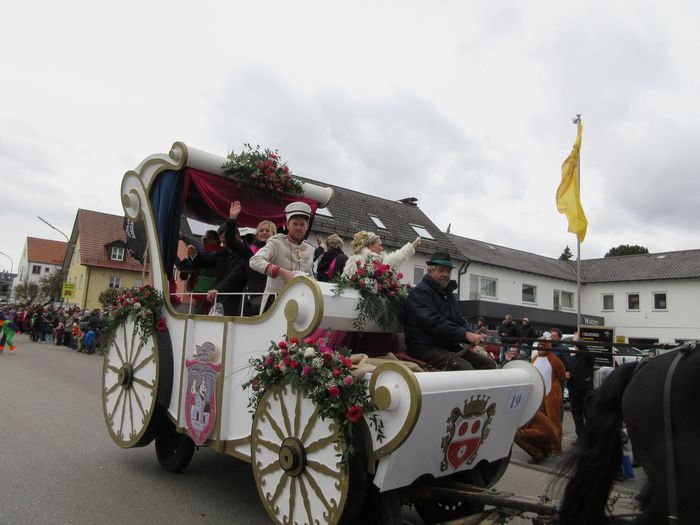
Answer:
xmin=0 ymin=335 xmax=644 ymax=524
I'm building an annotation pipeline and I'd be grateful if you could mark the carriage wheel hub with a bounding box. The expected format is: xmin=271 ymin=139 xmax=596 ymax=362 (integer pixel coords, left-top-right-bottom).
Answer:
xmin=118 ymin=363 xmax=134 ymax=389
xmin=279 ymin=437 xmax=306 ymax=477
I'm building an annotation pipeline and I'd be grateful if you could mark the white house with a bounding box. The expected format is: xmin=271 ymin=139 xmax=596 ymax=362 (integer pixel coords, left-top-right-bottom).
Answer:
xmin=13 ymin=237 xmax=68 ymax=299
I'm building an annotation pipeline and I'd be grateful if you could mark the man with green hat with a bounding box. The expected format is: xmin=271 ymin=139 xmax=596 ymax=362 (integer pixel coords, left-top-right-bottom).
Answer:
xmin=404 ymin=251 xmax=496 ymax=371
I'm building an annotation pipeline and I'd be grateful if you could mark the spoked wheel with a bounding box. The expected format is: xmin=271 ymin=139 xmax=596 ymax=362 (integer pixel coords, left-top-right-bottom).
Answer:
xmin=102 ymin=319 xmax=173 ymax=448
xmin=251 ymin=384 xmax=362 ymax=525
xmin=414 ymin=469 xmax=485 ymax=524
xmin=155 ymin=417 xmax=196 ymax=473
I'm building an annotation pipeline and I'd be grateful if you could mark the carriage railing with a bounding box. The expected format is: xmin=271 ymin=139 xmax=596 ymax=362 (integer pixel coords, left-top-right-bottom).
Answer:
xmin=169 ymin=291 xmax=276 ymax=317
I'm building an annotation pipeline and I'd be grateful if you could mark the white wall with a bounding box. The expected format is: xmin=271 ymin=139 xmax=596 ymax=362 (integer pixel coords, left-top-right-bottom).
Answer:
xmin=581 ymin=280 xmax=700 ymax=344
xmin=457 ymin=262 xmax=578 ymax=313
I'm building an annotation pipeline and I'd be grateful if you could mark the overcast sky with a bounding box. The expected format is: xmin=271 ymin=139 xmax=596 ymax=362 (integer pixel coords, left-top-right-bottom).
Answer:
xmin=2 ymin=0 xmax=699 ymax=274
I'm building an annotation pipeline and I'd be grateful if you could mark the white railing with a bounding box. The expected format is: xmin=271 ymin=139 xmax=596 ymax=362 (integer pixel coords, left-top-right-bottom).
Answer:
xmin=169 ymin=291 xmax=276 ymax=317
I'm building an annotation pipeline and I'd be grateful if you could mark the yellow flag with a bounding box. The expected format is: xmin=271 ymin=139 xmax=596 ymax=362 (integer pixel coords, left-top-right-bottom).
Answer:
xmin=556 ymin=120 xmax=588 ymax=242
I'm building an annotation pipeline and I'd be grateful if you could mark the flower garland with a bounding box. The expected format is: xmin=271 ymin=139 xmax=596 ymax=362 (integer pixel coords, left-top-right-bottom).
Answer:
xmin=221 ymin=143 xmax=303 ymax=199
xmin=102 ymin=285 xmax=167 ymax=345
xmin=333 ymin=258 xmax=411 ymax=331
xmin=243 ymin=336 xmax=373 ymax=467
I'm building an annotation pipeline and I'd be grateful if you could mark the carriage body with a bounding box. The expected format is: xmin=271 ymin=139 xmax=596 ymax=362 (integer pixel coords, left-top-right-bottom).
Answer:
xmin=103 ymin=142 xmax=545 ymax=523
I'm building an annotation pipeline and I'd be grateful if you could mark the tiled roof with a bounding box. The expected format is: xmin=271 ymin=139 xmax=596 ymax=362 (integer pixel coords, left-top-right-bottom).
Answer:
xmin=581 ymin=250 xmax=700 ymax=282
xmin=72 ymin=209 xmax=145 ymax=271
xmin=26 ymin=237 xmax=68 ymax=265
xmin=448 ymin=234 xmax=578 ymax=281
xmin=301 ymin=177 xmax=462 ymax=259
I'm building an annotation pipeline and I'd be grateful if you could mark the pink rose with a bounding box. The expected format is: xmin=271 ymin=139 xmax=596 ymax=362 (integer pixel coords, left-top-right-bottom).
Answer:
xmin=332 ymin=368 xmax=341 ymax=377
xmin=302 ymin=365 xmax=311 ymax=377
xmin=343 ymin=375 xmax=353 ymax=386
xmin=346 ymin=405 xmax=363 ymax=423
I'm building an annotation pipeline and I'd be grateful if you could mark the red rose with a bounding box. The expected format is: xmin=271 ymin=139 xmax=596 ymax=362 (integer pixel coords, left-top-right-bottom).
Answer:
xmin=290 ymin=360 xmax=300 ymax=369
xmin=332 ymin=367 xmax=341 ymax=377
xmin=303 ymin=337 xmax=315 ymax=345
xmin=346 ymin=405 xmax=363 ymax=423
xmin=155 ymin=318 xmax=167 ymax=332
xmin=328 ymin=385 xmax=340 ymax=397
xmin=278 ymin=341 xmax=288 ymax=349
xmin=290 ymin=338 xmax=299 ymax=344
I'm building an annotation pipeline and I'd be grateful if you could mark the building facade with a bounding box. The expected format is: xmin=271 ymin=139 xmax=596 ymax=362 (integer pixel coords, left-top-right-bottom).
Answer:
xmin=63 ymin=209 xmax=150 ymax=310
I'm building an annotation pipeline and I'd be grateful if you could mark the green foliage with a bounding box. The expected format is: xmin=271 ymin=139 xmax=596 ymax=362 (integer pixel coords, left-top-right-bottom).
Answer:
xmin=559 ymin=246 xmax=574 ymax=261
xmin=604 ymin=244 xmax=650 ymax=257
xmin=242 ymin=337 xmax=374 ymax=468
xmin=221 ymin=144 xmax=303 ymax=199
xmin=13 ymin=282 xmax=39 ymax=305
xmin=98 ymin=288 xmax=120 ymax=309
xmin=101 ymin=285 xmax=166 ymax=346
xmin=38 ymin=270 xmax=64 ymax=303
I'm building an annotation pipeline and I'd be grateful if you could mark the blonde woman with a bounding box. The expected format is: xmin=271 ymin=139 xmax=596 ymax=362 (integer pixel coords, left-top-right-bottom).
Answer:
xmin=342 ymin=231 xmax=421 ymax=279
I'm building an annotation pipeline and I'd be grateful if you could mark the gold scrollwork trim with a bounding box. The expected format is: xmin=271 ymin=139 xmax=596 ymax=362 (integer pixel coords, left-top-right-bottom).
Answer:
xmin=368 ymin=361 xmax=422 ymax=459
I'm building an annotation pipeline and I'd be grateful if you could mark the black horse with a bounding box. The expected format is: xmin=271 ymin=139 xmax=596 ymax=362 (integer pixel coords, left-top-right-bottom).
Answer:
xmin=559 ymin=344 xmax=700 ymax=524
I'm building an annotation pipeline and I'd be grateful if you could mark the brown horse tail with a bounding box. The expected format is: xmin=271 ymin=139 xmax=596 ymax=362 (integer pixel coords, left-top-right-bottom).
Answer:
xmin=558 ymin=362 xmax=638 ymax=525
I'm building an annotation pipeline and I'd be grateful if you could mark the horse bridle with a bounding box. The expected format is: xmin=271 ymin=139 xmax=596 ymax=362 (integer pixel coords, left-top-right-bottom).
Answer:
xmin=661 ymin=341 xmax=697 ymax=524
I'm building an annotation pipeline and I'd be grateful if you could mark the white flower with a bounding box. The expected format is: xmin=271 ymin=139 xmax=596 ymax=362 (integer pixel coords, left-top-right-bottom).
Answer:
xmin=304 ymin=348 xmax=316 ymax=358
xmin=133 ymin=302 xmax=141 ymax=309
xmin=312 ymin=357 xmax=323 ymax=369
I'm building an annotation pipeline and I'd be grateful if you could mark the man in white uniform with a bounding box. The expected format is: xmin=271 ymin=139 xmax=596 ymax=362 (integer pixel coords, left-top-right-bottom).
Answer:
xmin=249 ymin=202 xmax=315 ymax=312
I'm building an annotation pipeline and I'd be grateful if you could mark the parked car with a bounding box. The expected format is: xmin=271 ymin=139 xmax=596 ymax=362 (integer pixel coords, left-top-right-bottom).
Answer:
xmin=612 ymin=345 xmax=646 ymax=367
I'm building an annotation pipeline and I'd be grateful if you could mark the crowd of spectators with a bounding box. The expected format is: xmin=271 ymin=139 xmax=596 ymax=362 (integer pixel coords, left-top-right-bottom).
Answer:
xmin=3 ymin=304 xmax=109 ymax=354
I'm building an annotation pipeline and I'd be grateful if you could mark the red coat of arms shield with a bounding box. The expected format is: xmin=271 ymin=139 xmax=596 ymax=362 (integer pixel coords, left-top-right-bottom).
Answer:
xmin=185 ymin=342 xmax=221 ymax=446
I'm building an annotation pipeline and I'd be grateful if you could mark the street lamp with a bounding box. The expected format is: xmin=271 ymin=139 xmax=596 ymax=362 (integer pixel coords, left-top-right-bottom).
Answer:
xmin=37 ymin=216 xmax=70 ymax=242
xmin=0 ymin=250 xmax=12 ymax=273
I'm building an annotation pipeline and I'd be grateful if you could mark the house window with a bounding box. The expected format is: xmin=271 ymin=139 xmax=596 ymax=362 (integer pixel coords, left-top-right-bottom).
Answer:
xmin=410 ymin=224 xmax=435 ymax=240
xmin=602 ymin=294 xmax=614 ymax=311
xmin=108 ymin=276 xmax=122 ymax=289
xmin=522 ymin=284 xmax=536 ymax=304
xmin=653 ymin=292 xmax=667 ymax=311
xmin=627 ymin=293 xmax=640 ymax=311
xmin=413 ymin=266 xmax=425 ymax=284
xmin=469 ymin=275 xmax=497 ymax=299
xmin=110 ymin=247 xmax=125 ymax=261
xmin=369 ymin=215 xmax=387 ymax=229
xmin=32 ymin=265 xmax=41 ymax=274
xmin=553 ymin=290 xmax=574 ymax=310
xmin=44 ymin=267 xmax=50 ymax=272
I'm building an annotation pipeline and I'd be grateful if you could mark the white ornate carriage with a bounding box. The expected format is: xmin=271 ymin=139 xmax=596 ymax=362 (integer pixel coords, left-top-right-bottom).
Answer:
xmin=102 ymin=142 xmax=545 ymax=524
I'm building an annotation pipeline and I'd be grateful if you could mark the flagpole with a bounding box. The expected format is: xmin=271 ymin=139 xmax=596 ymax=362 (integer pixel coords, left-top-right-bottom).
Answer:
xmin=574 ymin=114 xmax=582 ymax=330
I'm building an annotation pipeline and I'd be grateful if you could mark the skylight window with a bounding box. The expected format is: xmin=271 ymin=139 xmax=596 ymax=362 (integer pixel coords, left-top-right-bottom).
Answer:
xmin=410 ymin=225 xmax=434 ymax=240
xmin=316 ymin=207 xmax=333 ymax=218
xmin=369 ymin=215 xmax=387 ymax=229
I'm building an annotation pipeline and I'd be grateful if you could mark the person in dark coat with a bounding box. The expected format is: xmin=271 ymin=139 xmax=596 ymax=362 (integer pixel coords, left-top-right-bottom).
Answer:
xmin=186 ymin=202 xmax=247 ymax=316
xmin=404 ymin=252 xmax=495 ymax=371
xmin=566 ymin=331 xmax=595 ymax=438
xmin=498 ymin=313 xmax=518 ymax=361
xmin=316 ymin=234 xmax=348 ymax=282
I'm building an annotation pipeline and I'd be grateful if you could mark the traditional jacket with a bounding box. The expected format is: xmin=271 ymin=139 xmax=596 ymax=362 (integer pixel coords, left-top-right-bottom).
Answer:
xmin=342 ymin=242 xmax=415 ymax=280
xmin=249 ymin=233 xmax=315 ymax=300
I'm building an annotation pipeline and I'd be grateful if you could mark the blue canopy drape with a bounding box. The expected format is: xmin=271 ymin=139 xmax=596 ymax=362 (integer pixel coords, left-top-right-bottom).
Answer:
xmin=150 ymin=169 xmax=189 ymax=280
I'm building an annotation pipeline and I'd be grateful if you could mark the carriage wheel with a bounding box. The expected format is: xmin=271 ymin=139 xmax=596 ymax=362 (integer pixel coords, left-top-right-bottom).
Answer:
xmin=102 ymin=319 xmax=173 ymax=448
xmin=155 ymin=417 xmax=196 ymax=473
xmin=251 ymin=384 xmax=360 ymax=525
xmin=413 ymin=469 xmax=485 ymax=524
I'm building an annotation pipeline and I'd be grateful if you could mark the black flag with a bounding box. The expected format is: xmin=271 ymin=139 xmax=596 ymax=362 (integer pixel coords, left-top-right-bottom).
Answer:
xmin=123 ymin=216 xmax=147 ymax=264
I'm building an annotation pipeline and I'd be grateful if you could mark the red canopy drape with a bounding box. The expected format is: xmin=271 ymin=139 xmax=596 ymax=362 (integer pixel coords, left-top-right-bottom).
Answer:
xmin=185 ymin=168 xmax=318 ymax=228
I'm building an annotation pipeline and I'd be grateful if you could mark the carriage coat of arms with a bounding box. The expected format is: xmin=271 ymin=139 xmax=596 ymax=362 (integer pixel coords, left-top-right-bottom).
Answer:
xmin=185 ymin=342 xmax=221 ymax=445
xmin=440 ymin=395 xmax=496 ymax=472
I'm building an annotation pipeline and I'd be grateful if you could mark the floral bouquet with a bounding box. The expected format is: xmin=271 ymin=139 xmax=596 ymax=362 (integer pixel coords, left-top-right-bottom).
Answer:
xmin=333 ymin=258 xmax=411 ymax=331
xmin=243 ymin=336 xmax=372 ymax=465
xmin=103 ymin=285 xmax=167 ymax=344
xmin=221 ymin=143 xmax=303 ymax=199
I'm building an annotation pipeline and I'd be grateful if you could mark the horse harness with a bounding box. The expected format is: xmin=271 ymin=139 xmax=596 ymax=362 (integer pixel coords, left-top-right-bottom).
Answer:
xmin=642 ymin=341 xmax=699 ymax=524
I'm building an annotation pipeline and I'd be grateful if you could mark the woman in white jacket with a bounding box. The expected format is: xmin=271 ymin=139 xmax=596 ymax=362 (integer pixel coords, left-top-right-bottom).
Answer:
xmin=342 ymin=231 xmax=421 ymax=279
